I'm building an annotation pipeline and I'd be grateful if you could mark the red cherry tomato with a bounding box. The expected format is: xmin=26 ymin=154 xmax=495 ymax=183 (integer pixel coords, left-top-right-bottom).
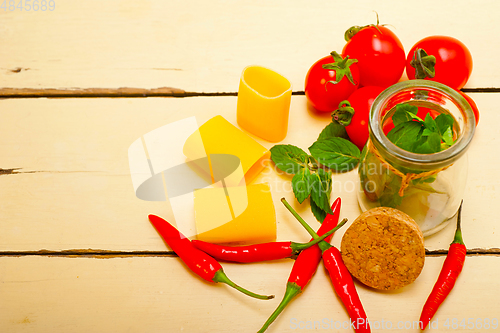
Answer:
xmin=342 ymin=25 xmax=405 ymax=88
xmin=305 ymin=53 xmax=360 ymax=113
xmin=343 ymin=86 xmax=385 ymax=150
xmin=457 ymin=91 xmax=479 ymax=126
xmin=406 ymin=36 xmax=473 ymax=90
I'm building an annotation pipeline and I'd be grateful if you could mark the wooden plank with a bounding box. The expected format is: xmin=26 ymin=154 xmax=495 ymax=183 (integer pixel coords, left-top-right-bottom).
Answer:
xmin=0 ymin=255 xmax=498 ymax=333
xmin=0 ymin=0 xmax=498 ymax=91
xmin=0 ymin=87 xmax=187 ymax=98
xmin=0 ymin=94 xmax=497 ymax=251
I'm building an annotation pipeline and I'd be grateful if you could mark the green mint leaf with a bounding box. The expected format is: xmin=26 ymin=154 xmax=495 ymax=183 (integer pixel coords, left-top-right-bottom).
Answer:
xmin=392 ymin=103 xmax=419 ymax=126
xmin=292 ymin=167 xmax=313 ymax=204
xmin=378 ymin=174 xmax=403 ymax=208
xmin=435 ymin=114 xmax=454 ymax=133
xmin=387 ymin=121 xmax=423 ymax=151
xmin=413 ymin=131 xmax=441 ymax=154
xmin=270 ymin=144 xmax=308 ymax=174
xmin=423 ymin=113 xmax=438 ymax=133
xmin=398 ymin=103 xmax=419 ymax=115
xmin=317 ymin=121 xmax=349 ymax=141
xmin=435 ymin=114 xmax=455 ymax=144
xmin=421 ymin=128 xmax=434 ymax=137
xmin=380 ymin=192 xmax=403 ymax=208
xmin=309 ymin=168 xmax=333 ymax=217
xmin=422 ymin=128 xmax=435 ymax=136
xmin=421 ymin=175 xmax=436 ymax=183
xmin=308 ymin=137 xmax=360 ymax=172
xmin=319 ymin=168 xmax=333 ymax=201
xmin=442 ymin=126 xmax=454 ymax=146
xmin=406 ymin=111 xmax=424 ymax=122
xmin=310 ymin=198 xmax=327 ymax=223
xmin=411 ymin=174 xmax=436 ymax=185
xmin=421 ymin=113 xmax=439 ymax=137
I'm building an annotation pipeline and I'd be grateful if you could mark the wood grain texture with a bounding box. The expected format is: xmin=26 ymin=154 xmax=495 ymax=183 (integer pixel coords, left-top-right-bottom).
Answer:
xmin=0 ymin=255 xmax=498 ymax=333
xmin=1 ymin=2 xmax=498 ymax=332
xmin=1 ymin=0 xmax=499 ymax=91
xmin=0 ymin=87 xmax=186 ymax=97
xmin=0 ymin=94 xmax=497 ymax=251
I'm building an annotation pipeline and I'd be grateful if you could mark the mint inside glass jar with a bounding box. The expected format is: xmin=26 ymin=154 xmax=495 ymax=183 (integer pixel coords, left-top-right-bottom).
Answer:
xmin=357 ymin=80 xmax=475 ymax=236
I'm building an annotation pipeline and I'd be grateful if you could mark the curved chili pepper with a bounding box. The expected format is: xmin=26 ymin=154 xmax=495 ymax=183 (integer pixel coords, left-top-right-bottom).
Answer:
xmin=148 ymin=214 xmax=274 ymax=300
xmin=419 ymin=201 xmax=466 ymax=330
xmin=282 ymin=198 xmax=371 ymax=333
xmin=257 ymin=197 xmax=342 ymax=333
xmin=321 ymin=246 xmax=370 ymax=333
xmin=191 ymin=223 xmax=345 ymax=263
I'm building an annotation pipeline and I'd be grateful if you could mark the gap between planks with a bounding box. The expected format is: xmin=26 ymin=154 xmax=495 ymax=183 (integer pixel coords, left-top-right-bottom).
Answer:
xmin=0 ymin=87 xmax=499 ymax=99
xmin=0 ymin=248 xmax=499 ymax=259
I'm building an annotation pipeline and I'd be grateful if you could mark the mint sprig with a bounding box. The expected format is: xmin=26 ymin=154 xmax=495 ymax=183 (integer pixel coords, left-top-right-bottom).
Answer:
xmin=309 ymin=138 xmax=360 ymax=171
xmin=367 ymin=102 xmax=457 ymax=208
xmin=387 ymin=103 xmax=455 ymax=154
xmin=270 ymin=122 xmax=360 ymax=222
xmin=317 ymin=121 xmax=349 ymax=141
xmin=269 ymin=144 xmax=309 ymax=174
xmin=392 ymin=102 xmax=419 ymax=126
xmin=291 ymin=167 xmax=313 ymax=204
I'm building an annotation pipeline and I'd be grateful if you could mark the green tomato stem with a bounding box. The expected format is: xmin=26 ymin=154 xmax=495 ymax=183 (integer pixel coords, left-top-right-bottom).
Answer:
xmin=331 ymin=100 xmax=355 ymax=126
xmin=410 ymin=48 xmax=436 ymax=79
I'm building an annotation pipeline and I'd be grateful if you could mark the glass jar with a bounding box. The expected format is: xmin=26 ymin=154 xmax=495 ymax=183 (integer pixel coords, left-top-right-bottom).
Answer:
xmin=357 ymin=80 xmax=475 ymax=236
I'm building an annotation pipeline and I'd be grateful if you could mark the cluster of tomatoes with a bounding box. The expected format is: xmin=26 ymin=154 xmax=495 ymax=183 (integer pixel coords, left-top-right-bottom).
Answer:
xmin=304 ymin=22 xmax=479 ymax=151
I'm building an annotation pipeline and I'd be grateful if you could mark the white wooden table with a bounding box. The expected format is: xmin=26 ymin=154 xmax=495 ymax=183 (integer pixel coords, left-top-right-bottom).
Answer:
xmin=1 ymin=1 xmax=499 ymax=332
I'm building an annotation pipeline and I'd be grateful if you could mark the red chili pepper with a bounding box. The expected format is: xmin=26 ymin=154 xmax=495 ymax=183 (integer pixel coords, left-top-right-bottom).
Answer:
xmin=257 ymin=197 xmax=342 ymax=333
xmin=148 ymin=214 xmax=274 ymax=300
xmin=419 ymin=201 xmax=466 ymax=330
xmin=321 ymin=246 xmax=370 ymax=333
xmin=191 ymin=222 xmax=346 ymax=263
xmin=282 ymin=198 xmax=371 ymax=333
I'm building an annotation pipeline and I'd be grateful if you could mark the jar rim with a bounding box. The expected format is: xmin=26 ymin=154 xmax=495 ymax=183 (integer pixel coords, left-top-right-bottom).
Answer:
xmin=369 ymin=80 xmax=475 ymax=166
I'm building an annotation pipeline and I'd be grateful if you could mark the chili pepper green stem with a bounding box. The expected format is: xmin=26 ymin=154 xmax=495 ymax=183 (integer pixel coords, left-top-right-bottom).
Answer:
xmin=281 ymin=198 xmax=346 ymax=253
xmin=292 ymin=218 xmax=347 ymax=251
xmin=212 ymin=270 xmax=274 ymax=300
xmin=451 ymin=201 xmax=464 ymax=245
xmin=281 ymin=198 xmax=317 ymax=235
xmin=257 ymin=282 xmax=302 ymax=333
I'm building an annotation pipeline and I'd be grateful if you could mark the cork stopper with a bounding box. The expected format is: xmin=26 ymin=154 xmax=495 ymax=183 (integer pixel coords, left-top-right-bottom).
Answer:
xmin=341 ymin=207 xmax=425 ymax=290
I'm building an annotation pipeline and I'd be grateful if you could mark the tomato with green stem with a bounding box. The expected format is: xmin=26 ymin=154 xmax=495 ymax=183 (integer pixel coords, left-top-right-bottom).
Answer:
xmin=406 ymin=36 xmax=473 ymax=90
xmin=333 ymin=86 xmax=385 ymax=151
xmin=305 ymin=51 xmax=360 ymax=113
xmin=342 ymin=22 xmax=405 ymax=88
